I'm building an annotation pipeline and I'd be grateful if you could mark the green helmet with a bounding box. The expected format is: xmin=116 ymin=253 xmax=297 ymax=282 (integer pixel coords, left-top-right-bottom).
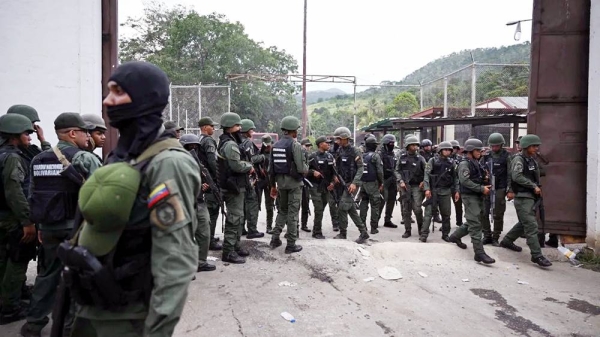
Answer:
xmin=381 ymin=134 xmax=396 ymax=145
xmin=179 ymin=134 xmax=200 ymax=146
xmin=365 ymin=135 xmax=378 ymax=144
xmin=220 ymin=112 xmax=242 ymax=128
xmin=81 ymin=114 xmax=107 ymax=131
xmin=262 ymin=134 xmax=272 ymax=145
xmin=0 ymin=114 xmax=35 ymax=134
xmin=405 ymin=136 xmax=420 ymax=148
xmin=280 ymin=116 xmax=301 ymax=131
xmin=7 ymin=104 xmax=40 ymax=123
xmin=516 ymin=136 xmax=523 ymax=143
xmin=464 ymin=138 xmax=484 ymax=152
xmin=437 ymin=141 xmax=453 ymax=152
xmin=315 ymin=136 xmax=328 ymax=146
xmin=519 ymin=134 xmax=542 ymax=149
xmin=334 ymin=127 xmax=352 ymax=139
xmin=450 ymin=140 xmax=460 ymax=148
xmin=240 ymin=119 xmax=256 ymax=133
xmin=488 ymin=132 xmax=505 ymax=146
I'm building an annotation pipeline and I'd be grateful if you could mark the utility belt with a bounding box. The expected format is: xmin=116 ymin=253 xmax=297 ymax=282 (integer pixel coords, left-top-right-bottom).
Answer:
xmin=57 ymin=241 xmax=150 ymax=310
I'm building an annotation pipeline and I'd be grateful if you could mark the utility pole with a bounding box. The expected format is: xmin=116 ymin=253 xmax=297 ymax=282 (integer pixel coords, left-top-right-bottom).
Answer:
xmin=301 ymin=0 xmax=308 ymax=138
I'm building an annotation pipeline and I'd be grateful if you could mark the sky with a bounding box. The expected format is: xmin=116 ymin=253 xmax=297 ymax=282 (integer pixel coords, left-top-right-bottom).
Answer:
xmin=119 ymin=0 xmax=533 ymax=93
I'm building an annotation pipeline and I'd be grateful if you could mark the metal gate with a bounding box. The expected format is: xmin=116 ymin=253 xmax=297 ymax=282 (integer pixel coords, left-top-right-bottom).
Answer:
xmin=528 ymin=0 xmax=590 ymax=236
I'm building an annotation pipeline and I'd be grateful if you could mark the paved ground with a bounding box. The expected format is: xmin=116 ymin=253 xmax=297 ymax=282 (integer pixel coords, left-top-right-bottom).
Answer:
xmin=4 ymin=199 xmax=600 ymax=337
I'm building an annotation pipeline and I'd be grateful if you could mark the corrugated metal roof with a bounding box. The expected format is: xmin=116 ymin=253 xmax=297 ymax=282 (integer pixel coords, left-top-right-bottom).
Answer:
xmin=498 ymin=96 xmax=528 ymax=109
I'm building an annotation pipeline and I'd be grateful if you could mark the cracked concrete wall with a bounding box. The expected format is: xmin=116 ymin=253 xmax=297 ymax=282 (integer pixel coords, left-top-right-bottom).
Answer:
xmin=587 ymin=1 xmax=600 ymax=253
xmin=0 ymin=0 xmax=102 ymax=146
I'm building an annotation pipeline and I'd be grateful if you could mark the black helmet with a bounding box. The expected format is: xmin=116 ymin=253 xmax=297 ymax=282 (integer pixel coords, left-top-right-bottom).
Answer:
xmin=463 ymin=138 xmax=484 ymax=152
xmin=421 ymin=139 xmax=432 ymax=147
xmin=179 ymin=134 xmax=200 ymax=146
xmin=381 ymin=134 xmax=396 ymax=145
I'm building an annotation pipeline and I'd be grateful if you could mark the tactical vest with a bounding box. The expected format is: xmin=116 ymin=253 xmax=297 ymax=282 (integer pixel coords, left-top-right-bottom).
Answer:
xmin=271 ymin=137 xmax=302 ymax=180
xmin=308 ymin=151 xmax=334 ymax=185
xmin=217 ymin=134 xmax=248 ymax=192
xmin=380 ymin=149 xmax=396 ymax=180
xmin=511 ymin=154 xmax=539 ymax=193
xmin=484 ymin=150 xmax=510 ymax=189
xmin=361 ymin=152 xmax=377 ymax=182
xmin=29 ymin=146 xmax=81 ymax=224
xmin=459 ymin=159 xmax=485 ymax=195
xmin=337 ymin=146 xmax=358 ymax=183
xmin=19 ymin=144 xmax=42 ymax=197
xmin=420 ymin=150 xmax=434 ymax=163
xmin=431 ymin=157 xmax=455 ymax=189
xmin=0 ymin=146 xmax=27 ymax=211
xmin=197 ymin=135 xmax=210 ymax=167
xmin=398 ymin=152 xmax=424 ymax=186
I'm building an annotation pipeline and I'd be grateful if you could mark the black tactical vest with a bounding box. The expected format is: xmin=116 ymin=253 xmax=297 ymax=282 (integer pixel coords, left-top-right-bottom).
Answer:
xmin=459 ymin=159 xmax=485 ymax=195
xmin=29 ymin=146 xmax=81 ymax=224
xmin=19 ymin=144 xmax=42 ymax=197
xmin=217 ymin=134 xmax=248 ymax=192
xmin=380 ymin=149 xmax=396 ymax=179
xmin=337 ymin=146 xmax=358 ymax=183
xmin=271 ymin=137 xmax=302 ymax=180
xmin=308 ymin=150 xmax=334 ymax=185
xmin=0 ymin=146 xmax=27 ymax=211
xmin=398 ymin=152 xmax=424 ymax=186
xmin=511 ymin=154 xmax=539 ymax=193
xmin=484 ymin=150 xmax=510 ymax=189
xmin=420 ymin=150 xmax=434 ymax=163
xmin=431 ymin=157 xmax=455 ymax=189
xmin=361 ymin=152 xmax=377 ymax=182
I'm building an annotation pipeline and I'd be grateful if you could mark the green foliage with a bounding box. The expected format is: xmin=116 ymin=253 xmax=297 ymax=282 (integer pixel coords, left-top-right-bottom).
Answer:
xmin=119 ymin=2 xmax=300 ymax=132
xmin=385 ymin=92 xmax=420 ymax=118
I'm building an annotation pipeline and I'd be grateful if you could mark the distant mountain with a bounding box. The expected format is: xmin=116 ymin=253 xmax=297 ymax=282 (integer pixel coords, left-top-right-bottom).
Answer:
xmin=296 ymin=88 xmax=347 ymax=105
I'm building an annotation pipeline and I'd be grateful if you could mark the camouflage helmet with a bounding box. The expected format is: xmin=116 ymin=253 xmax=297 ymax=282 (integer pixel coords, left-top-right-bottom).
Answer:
xmin=463 ymin=138 xmax=484 ymax=152
xmin=262 ymin=134 xmax=272 ymax=145
xmin=280 ymin=116 xmax=301 ymax=131
xmin=437 ymin=141 xmax=453 ymax=152
xmin=365 ymin=135 xmax=379 ymax=144
xmin=220 ymin=112 xmax=242 ymax=128
xmin=315 ymin=136 xmax=328 ymax=146
xmin=421 ymin=139 xmax=432 ymax=147
xmin=405 ymin=136 xmax=420 ymax=148
xmin=381 ymin=134 xmax=396 ymax=145
xmin=487 ymin=132 xmax=505 ymax=146
xmin=519 ymin=134 xmax=542 ymax=149
xmin=179 ymin=133 xmax=200 ymax=146
xmin=7 ymin=104 xmax=40 ymax=123
xmin=333 ymin=127 xmax=352 ymax=139
xmin=0 ymin=114 xmax=35 ymax=134
xmin=450 ymin=140 xmax=460 ymax=148
xmin=240 ymin=119 xmax=256 ymax=133
xmin=81 ymin=114 xmax=107 ymax=131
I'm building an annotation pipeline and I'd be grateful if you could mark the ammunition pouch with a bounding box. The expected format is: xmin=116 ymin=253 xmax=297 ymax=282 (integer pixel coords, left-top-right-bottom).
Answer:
xmin=59 ymin=164 xmax=86 ymax=187
xmin=8 ymin=226 xmax=37 ymax=263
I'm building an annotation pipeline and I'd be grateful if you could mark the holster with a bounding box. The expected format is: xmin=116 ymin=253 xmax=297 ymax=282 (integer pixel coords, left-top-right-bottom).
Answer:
xmin=8 ymin=226 xmax=37 ymax=263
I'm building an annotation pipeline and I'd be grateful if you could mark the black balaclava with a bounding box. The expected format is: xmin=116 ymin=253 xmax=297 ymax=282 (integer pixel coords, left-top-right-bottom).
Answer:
xmin=106 ymin=61 xmax=169 ymax=163
xmin=385 ymin=144 xmax=394 ymax=152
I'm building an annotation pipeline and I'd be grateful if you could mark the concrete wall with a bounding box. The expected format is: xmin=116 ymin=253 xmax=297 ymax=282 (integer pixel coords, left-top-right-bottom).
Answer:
xmin=587 ymin=1 xmax=600 ymax=252
xmin=0 ymin=0 xmax=102 ymax=147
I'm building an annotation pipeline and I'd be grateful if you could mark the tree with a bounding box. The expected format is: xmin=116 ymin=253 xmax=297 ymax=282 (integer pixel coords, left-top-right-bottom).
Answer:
xmin=119 ymin=3 xmax=299 ymax=131
xmin=385 ymin=92 xmax=419 ymax=117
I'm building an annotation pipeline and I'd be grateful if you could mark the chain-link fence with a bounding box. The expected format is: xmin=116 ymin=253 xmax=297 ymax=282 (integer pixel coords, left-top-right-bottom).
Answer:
xmin=165 ymin=85 xmax=230 ymax=135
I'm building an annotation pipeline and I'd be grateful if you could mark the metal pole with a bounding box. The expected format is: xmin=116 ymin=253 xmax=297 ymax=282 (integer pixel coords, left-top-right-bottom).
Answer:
xmin=443 ymin=77 xmax=448 ymax=118
xmin=353 ymin=84 xmax=357 ymax=140
xmin=419 ymin=83 xmax=424 ymax=110
xmin=471 ymin=62 xmax=477 ymax=116
xmin=301 ymin=0 xmax=308 ymax=138
xmin=198 ymin=83 xmax=202 ymax=119
xmin=227 ymin=82 xmax=231 ymax=112
xmin=169 ymin=83 xmax=173 ymax=120
xmin=185 ymin=109 xmax=188 ymax=131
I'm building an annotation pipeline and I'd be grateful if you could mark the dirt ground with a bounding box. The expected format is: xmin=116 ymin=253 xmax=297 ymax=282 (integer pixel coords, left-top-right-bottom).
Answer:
xmin=4 ymin=200 xmax=600 ymax=337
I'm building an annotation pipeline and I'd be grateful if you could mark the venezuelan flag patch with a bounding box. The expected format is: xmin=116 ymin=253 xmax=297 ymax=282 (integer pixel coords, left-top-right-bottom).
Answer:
xmin=148 ymin=183 xmax=170 ymax=209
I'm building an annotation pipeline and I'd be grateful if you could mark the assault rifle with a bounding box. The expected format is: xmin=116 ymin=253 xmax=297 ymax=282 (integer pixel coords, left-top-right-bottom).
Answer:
xmin=533 ymin=194 xmax=545 ymax=234
xmin=422 ymin=174 xmax=439 ymax=233
xmin=332 ymin=165 xmax=359 ymax=210
xmin=487 ymin=158 xmax=496 ymax=223
xmin=200 ymin=165 xmax=227 ymax=232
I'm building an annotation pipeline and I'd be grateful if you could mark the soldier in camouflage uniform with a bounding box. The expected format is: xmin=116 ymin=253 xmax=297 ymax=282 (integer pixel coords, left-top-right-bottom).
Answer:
xmin=332 ymin=127 xmax=369 ymax=244
xmin=240 ymin=119 xmax=265 ymax=239
xmin=358 ymin=135 xmax=384 ymax=234
xmin=256 ymin=134 xmax=275 ymax=234
xmin=300 ymin=138 xmax=313 ymax=232
xmin=450 ymin=140 xmax=464 ymax=227
xmin=327 ymin=137 xmax=341 ymax=232
xmin=306 ymin=136 xmax=335 ymax=239
xmin=396 ymin=136 xmax=426 ymax=238
xmin=378 ymin=134 xmax=400 ymax=229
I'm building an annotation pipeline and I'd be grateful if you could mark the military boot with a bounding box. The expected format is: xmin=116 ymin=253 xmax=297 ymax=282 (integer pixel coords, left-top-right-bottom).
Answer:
xmin=301 ymin=225 xmax=311 ymax=232
xmin=20 ymin=323 xmax=42 ymax=337
xmin=402 ymin=230 xmax=411 ymax=238
xmin=370 ymin=227 xmax=379 ymax=234
xmin=419 ymin=235 xmax=427 ymax=243
xmin=222 ymin=251 xmax=246 ymax=264
xmin=383 ymin=221 xmax=397 ymax=228
xmin=333 ymin=223 xmax=340 ymax=232
xmin=545 ymin=234 xmax=559 ymax=248
xmin=209 ymin=238 xmax=223 ymax=251
xmin=441 ymin=234 xmax=450 ymax=242
xmin=197 ymin=262 xmax=216 ymax=272
xmin=449 ymin=235 xmax=467 ymax=249
xmin=236 ymin=247 xmax=250 ymax=257
xmin=500 ymin=240 xmax=522 ymax=252
xmin=0 ymin=306 xmax=26 ymax=325
xmin=491 ymin=235 xmax=501 ymax=247
xmin=433 ymin=213 xmax=442 ymax=223
xmin=531 ymin=256 xmax=552 ymax=267
xmin=355 ymin=231 xmax=369 ymax=244
xmin=285 ymin=244 xmax=303 ymax=254
xmin=266 ymin=224 xmax=274 ymax=234
xmin=246 ymin=231 xmax=265 ymax=239
xmin=474 ymin=252 xmax=496 ymax=264
xmin=270 ymin=236 xmax=282 ymax=249
xmin=312 ymin=233 xmax=326 ymax=239
xmin=333 ymin=232 xmax=347 ymax=240
xmin=482 ymin=236 xmax=494 ymax=245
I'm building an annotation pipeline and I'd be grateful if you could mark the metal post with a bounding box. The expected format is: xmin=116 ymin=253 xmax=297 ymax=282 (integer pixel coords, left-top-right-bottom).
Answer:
xmin=443 ymin=77 xmax=448 ymax=118
xmin=419 ymin=83 xmax=424 ymax=110
xmin=185 ymin=109 xmax=188 ymax=131
xmin=227 ymin=82 xmax=231 ymax=112
xmin=471 ymin=62 xmax=477 ymax=116
xmin=198 ymin=84 xmax=202 ymax=119
xmin=198 ymin=83 xmax=202 ymax=119
xmin=353 ymin=84 xmax=357 ymax=140
xmin=301 ymin=0 xmax=308 ymax=138
xmin=169 ymin=83 xmax=173 ymax=120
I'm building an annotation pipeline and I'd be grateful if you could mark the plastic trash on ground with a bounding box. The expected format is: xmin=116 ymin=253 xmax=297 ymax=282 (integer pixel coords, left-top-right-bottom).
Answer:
xmin=281 ymin=311 xmax=296 ymax=323
xmin=378 ymin=266 xmax=402 ymax=280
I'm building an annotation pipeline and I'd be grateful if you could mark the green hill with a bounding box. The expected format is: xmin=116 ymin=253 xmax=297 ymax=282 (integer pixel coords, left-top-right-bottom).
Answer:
xmin=307 ymin=42 xmax=531 ymax=135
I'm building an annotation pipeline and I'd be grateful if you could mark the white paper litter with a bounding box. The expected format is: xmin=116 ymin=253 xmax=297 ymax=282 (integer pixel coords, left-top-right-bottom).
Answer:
xmin=378 ymin=266 xmax=403 ymax=280
xmin=517 ymin=280 xmax=529 ymax=285
xmin=461 ymin=279 xmax=470 ymax=282
xmin=357 ymin=247 xmax=371 ymax=258
xmin=363 ymin=277 xmax=375 ymax=282
xmin=278 ymin=281 xmax=297 ymax=287
xmin=206 ymin=256 xmax=219 ymax=261
xmin=418 ymin=272 xmax=428 ymax=278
